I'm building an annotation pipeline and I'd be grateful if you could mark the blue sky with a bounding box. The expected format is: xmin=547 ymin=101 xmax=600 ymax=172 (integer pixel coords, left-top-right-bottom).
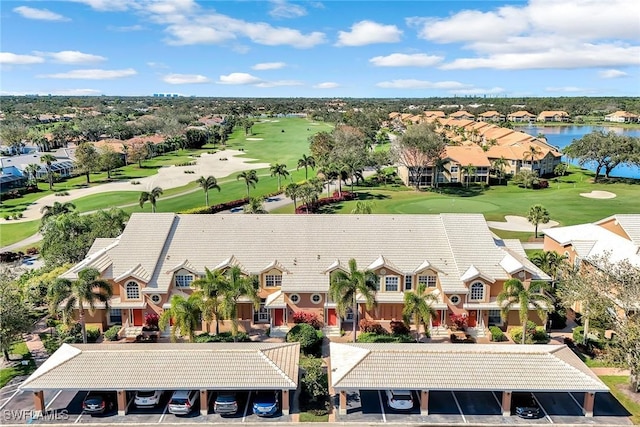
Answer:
xmin=1 ymin=0 xmax=639 ymax=97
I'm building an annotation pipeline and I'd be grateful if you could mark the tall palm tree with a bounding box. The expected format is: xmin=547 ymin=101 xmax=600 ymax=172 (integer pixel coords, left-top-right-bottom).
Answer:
xmin=403 ymin=283 xmax=438 ymax=342
xmin=48 ymin=268 xmax=113 ymax=344
xmin=219 ymin=266 xmax=260 ymax=342
xmin=237 ymin=169 xmax=259 ymax=198
xmin=196 ymin=176 xmax=220 ymax=207
xmin=491 ymin=156 xmax=509 ymax=185
xmin=433 ymin=157 xmax=449 ymax=188
xmin=244 ymin=197 xmax=268 ymax=214
xmin=297 ymin=154 xmax=316 ymax=180
xmin=24 ymin=163 xmax=41 ymax=186
xmin=40 ymin=201 xmax=76 ymax=225
xmin=329 ymin=258 xmax=378 ymax=342
xmin=462 ymin=164 xmax=477 ymax=188
xmin=497 ymin=279 xmax=553 ymax=345
xmin=270 ymin=163 xmax=289 ymax=191
xmin=530 ymin=251 xmax=567 ymax=285
xmin=527 ymin=204 xmax=550 ymax=238
xmin=192 ymin=267 xmax=227 ymax=335
xmin=159 ymin=294 xmax=202 ymax=342
xmin=523 ymin=145 xmax=543 ymax=169
xmin=40 ymin=154 xmax=57 ymax=190
xmin=285 ymin=182 xmax=301 ymax=211
xmin=139 ymin=186 xmax=163 ymax=213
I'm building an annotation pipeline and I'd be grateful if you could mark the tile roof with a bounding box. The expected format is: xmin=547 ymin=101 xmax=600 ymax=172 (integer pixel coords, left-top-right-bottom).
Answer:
xmin=444 ymin=145 xmax=491 ymax=167
xmin=598 ymin=214 xmax=640 ymax=246
xmin=330 ymin=343 xmax=608 ymax=392
xmin=20 ymin=342 xmax=299 ymax=391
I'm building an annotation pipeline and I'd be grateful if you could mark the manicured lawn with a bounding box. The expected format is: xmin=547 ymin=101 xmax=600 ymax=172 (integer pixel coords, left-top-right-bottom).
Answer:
xmin=599 ymin=376 xmax=640 ymax=424
xmin=0 ymin=220 xmax=40 ymax=248
xmin=0 ymin=341 xmax=36 ymax=388
xmin=298 ymin=411 xmax=329 ymax=422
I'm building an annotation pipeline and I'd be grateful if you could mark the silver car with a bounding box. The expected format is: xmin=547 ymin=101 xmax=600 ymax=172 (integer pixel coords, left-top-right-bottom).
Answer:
xmin=168 ymin=390 xmax=198 ymax=415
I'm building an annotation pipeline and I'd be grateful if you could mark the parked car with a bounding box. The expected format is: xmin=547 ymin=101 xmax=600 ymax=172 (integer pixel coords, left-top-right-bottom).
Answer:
xmin=214 ymin=392 xmax=238 ymax=415
xmin=167 ymin=390 xmax=198 ymax=415
xmin=134 ymin=390 xmax=163 ymax=408
xmin=252 ymin=391 xmax=279 ymax=417
xmin=513 ymin=393 xmax=541 ymax=419
xmin=82 ymin=391 xmax=115 ymax=415
xmin=385 ymin=389 xmax=414 ymax=411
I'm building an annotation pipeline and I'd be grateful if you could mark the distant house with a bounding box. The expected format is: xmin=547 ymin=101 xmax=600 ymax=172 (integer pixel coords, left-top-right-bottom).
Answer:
xmin=604 ymin=111 xmax=639 ymax=123
xmin=507 ymin=111 xmax=536 ymax=122
xmin=442 ymin=145 xmax=491 ymax=185
xmin=537 ymin=111 xmax=570 ymax=122
xmin=449 ymin=110 xmax=475 ymax=120
xmin=0 ymin=150 xmax=75 ymax=192
xmin=477 ymin=111 xmax=505 ymax=122
xmin=424 ymin=110 xmax=446 ymax=119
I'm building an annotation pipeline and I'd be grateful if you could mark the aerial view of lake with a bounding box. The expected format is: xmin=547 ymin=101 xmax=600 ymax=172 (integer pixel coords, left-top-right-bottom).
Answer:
xmin=521 ymin=125 xmax=640 ymax=179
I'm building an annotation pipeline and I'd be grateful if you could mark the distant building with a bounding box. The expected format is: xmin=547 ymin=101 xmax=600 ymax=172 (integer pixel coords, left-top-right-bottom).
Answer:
xmin=537 ymin=111 xmax=570 ymax=122
xmin=152 ymin=93 xmax=180 ymax=98
xmin=604 ymin=111 xmax=639 ymax=123
xmin=507 ymin=111 xmax=536 ymax=122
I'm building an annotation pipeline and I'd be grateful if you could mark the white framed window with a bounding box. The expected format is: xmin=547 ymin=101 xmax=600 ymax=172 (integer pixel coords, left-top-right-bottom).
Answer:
xmin=175 ymin=274 xmax=193 ymax=288
xmin=418 ymin=275 xmax=437 ymax=287
xmin=265 ymin=274 xmax=282 ymax=287
xmin=126 ymin=281 xmax=140 ymax=299
xmin=450 ymin=166 xmax=459 ymax=173
xmin=385 ymin=276 xmax=399 ymax=291
xmin=311 ymin=294 xmax=322 ymax=304
xmin=488 ymin=309 xmax=502 ymax=325
xmin=108 ymin=308 xmax=122 ymax=325
xmin=470 ymin=282 xmax=484 ymax=301
xmin=289 ymin=293 xmax=300 ymax=304
xmin=344 ymin=307 xmax=354 ymax=321
xmin=150 ymin=294 xmax=161 ymax=305
xmin=449 ymin=295 xmax=461 ymax=305
xmin=404 ymin=275 xmax=412 ymax=291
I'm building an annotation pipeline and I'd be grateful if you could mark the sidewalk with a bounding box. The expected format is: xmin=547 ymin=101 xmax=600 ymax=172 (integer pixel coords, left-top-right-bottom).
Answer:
xmin=22 ymin=318 xmax=49 ymax=367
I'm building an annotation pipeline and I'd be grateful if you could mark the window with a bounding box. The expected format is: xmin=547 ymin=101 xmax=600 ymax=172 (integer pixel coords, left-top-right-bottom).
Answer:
xmin=311 ymin=294 xmax=322 ymax=304
xmin=404 ymin=275 xmax=412 ymax=291
xmin=449 ymin=295 xmax=460 ymax=305
xmin=255 ymin=299 xmax=269 ymax=323
xmin=265 ymin=274 xmax=282 ymax=287
xmin=175 ymin=275 xmax=193 ymax=288
xmin=488 ymin=309 xmax=502 ymax=325
xmin=470 ymin=282 xmax=484 ymax=301
xmin=418 ymin=275 xmax=437 ymax=287
xmin=109 ymin=308 xmax=122 ymax=324
xmin=126 ymin=281 xmax=140 ymax=299
xmin=345 ymin=307 xmax=354 ymax=321
xmin=450 ymin=165 xmax=459 ymax=173
xmin=385 ymin=276 xmax=399 ymax=291
xmin=289 ymin=294 xmax=300 ymax=304
xmin=150 ymin=294 xmax=161 ymax=305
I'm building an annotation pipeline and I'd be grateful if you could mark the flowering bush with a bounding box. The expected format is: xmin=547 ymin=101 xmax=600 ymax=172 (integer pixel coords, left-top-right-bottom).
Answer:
xmin=296 ymin=191 xmax=356 ymax=214
xmin=144 ymin=312 xmax=160 ymax=329
xmin=292 ymin=311 xmax=323 ymax=329
xmin=449 ymin=314 xmax=468 ymax=331
xmin=390 ymin=320 xmax=410 ymax=335
xmin=359 ymin=319 xmax=387 ymax=334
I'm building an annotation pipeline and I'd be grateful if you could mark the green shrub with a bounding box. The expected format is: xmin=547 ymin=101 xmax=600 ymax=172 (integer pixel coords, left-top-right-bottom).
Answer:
xmin=532 ymin=327 xmax=549 ymax=343
xmin=86 ymin=327 xmax=101 ymax=343
xmin=299 ymin=356 xmax=328 ymax=404
xmin=287 ymin=323 xmax=323 ymax=354
xmin=573 ymin=326 xmax=584 ymax=343
xmin=357 ymin=332 xmax=414 ymax=343
xmin=489 ymin=326 xmax=507 ymax=342
xmin=194 ymin=332 xmax=250 ymax=342
xmin=3 ymin=214 xmax=11 ymax=220
xmin=511 ymin=325 xmax=549 ymax=344
xmin=45 ymin=318 xmax=61 ymax=328
xmin=104 ymin=325 xmax=121 ymax=341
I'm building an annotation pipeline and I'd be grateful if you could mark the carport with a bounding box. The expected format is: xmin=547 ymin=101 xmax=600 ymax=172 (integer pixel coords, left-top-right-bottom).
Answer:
xmin=330 ymin=343 xmax=609 ymax=417
xmin=19 ymin=342 xmax=299 ymax=416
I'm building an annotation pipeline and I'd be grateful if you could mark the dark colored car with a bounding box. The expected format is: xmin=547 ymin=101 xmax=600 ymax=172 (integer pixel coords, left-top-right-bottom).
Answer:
xmin=513 ymin=393 xmax=541 ymax=419
xmin=82 ymin=391 xmax=115 ymax=415
xmin=252 ymin=391 xmax=279 ymax=417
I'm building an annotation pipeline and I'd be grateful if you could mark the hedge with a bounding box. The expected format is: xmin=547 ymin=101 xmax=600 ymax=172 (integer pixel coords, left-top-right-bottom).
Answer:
xmin=489 ymin=326 xmax=507 ymax=342
xmin=104 ymin=325 xmax=121 ymax=341
xmin=286 ymin=324 xmax=323 ymax=355
xmin=194 ymin=332 xmax=250 ymax=342
xmin=357 ymin=332 xmax=414 ymax=343
xmin=179 ymin=191 xmax=283 ymax=215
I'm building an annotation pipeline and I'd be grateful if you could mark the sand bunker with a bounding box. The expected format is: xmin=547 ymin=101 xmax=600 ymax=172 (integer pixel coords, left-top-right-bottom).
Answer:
xmin=580 ymin=190 xmax=617 ymax=199
xmin=487 ymin=215 xmax=559 ymax=232
xmin=246 ymin=137 xmax=263 ymax=140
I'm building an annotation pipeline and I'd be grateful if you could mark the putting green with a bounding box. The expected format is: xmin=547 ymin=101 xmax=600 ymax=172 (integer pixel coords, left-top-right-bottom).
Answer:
xmin=373 ymin=197 xmax=501 ymax=214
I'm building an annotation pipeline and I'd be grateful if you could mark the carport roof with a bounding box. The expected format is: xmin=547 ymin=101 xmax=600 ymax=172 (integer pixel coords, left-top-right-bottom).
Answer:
xmin=20 ymin=342 xmax=299 ymax=391
xmin=330 ymin=343 xmax=609 ymax=393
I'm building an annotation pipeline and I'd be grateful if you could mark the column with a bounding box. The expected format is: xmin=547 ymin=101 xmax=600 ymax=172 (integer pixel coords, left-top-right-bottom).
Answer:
xmin=420 ymin=390 xmax=429 ymax=415
xmin=339 ymin=390 xmax=347 ymax=415
xmin=33 ymin=391 xmax=45 ymax=415
xmin=501 ymin=391 xmax=512 ymax=417
xmin=117 ymin=390 xmax=127 ymax=416
xmin=281 ymin=389 xmax=290 ymax=415
xmin=200 ymin=390 xmax=208 ymax=416
xmin=583 ymin=392 xmax=595 ymax=417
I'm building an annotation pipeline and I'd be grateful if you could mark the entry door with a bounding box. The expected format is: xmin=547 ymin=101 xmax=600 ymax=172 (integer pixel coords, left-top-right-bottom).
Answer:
xmin=131 ymin=309 xmax=143 ymax=326
xmin=327 ymin=309 xmax=338 ymax=326
xmin=468 ymin=310 xmax=477 ymax=327
xmin=273 ymin=309 xmax=284 ymax=326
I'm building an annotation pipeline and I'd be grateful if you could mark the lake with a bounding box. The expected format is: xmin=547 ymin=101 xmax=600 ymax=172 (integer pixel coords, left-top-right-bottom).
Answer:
xmin=521 ymin=125 xmax=640 ymax=179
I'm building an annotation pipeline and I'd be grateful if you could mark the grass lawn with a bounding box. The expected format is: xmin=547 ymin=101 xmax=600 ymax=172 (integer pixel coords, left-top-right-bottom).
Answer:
xmin=599 ymin=376 xmax=640 ymax=424
xmin=298 ymin=412 xmax=329 ymax=422
xmin=0 ymin=341 xmax=36 ymax=388
xmin=0 ymin=220 xmax=40 ymax=248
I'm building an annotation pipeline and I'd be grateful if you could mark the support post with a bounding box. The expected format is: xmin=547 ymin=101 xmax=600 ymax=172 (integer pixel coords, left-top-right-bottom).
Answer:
xmin=200 ymin=390 xmax=208 ymax=416
xmin=33 ymin=390 xmax=45 ymax=415
xmin=117 ymin=390 xmax=127 ymax=416
xmin=501 ymin=391 xmax=512 ymax=417
xmin=583 ymin=392 xmax=595 ymax=417
xmin=420 ymin=390 xmax=429 ymax=415
xmin=281 ymin=389 xmax=289 ymax=415
xmin=339 ymin=390 xmax=347 ymax=415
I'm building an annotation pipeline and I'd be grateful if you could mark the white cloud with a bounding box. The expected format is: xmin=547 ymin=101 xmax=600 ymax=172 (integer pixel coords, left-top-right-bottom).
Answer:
xmin=255 ymin=80 xmax=303 ymax=88
xmin=51 ymin=88 xmax=103 ymax=96
xmin=452 ymin=87 xmax=505 ymax=95
xmin=13 ymin=6 xmax=70 ymax=21
xmin=252 ymin=62 xmax=286 ymax=70
xmin=376 ymin=79 xmax=469 ymax=90
xmin=68 ymin=0 xmax=135 ymax=12
xmin=269 ymin=0 xmax=307 ymax=18
xmin=217 ymin=73 xmax=263 ymax=85
xmin=34 ymin=51 xmax=106 ymax=64
xmin=369 ymin=53 xmax=443 ymax=67
xmin=107 ymin=24 xmax=145 ymax=32
xmin=0 ymin=52 xmax=45 ymax=65
xmin=147 ymin=62 xmax=169 ymax=69
xmin=598 ymin=69 xmax=629 ymax=79
xmin=165 ymin=25 xmax=236 ymax=45
xmin=313 ymin=82 xmax=340 ymax=89
xmin=38 ymin=68 xmax=137 ymax=80
xmin=163 ymin=74 xmax=210 ymax=84
xmin=336 ymin=20 xmax=402 ymax=46
xmin=545 ymin=86 xmax=589 ymax=93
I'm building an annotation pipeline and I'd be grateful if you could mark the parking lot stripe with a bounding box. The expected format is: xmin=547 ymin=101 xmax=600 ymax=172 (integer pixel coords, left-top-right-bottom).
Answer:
xmin=491 ymin=391 xmax=502 ymax=408
xmin=451 ymin=392 xmax=467 ymax=424
xmin=532 ymin=393 xmax=552 ymax=424
xmin=242 ymin=391 xmax=252 ymax=422
xmin=158 ymin=401 xmax=169 ymax=423
xmin=0 ymin=389 xmax=21 ymax=411
xmin=568 ymin=392 xmax=583 ymax=411
xmin=377 ymin=391 xmax=386 ymax=423
xmin=74 ymin=392 xmax=90 ymax=423
xmin=45 ymin=390 xmax=63 ymax=410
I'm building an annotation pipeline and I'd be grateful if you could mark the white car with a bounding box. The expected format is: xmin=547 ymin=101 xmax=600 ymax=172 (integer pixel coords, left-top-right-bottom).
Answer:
xmin=385 ymin=390 xmax=414 ymax=411
xmin=168 ymin=390 xmax=198 ymax=415
xmin=134 ymin=390 xmax=163 ymax=408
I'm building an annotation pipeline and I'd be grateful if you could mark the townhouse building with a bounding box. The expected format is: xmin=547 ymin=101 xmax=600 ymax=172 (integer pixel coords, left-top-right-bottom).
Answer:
xmin=604 ymin=111 xmax=639 ymax=123
xmin=507 ymin=110 xmax=536 ymax=122
xmin=537 ymin=110 xmax=570 ymax=122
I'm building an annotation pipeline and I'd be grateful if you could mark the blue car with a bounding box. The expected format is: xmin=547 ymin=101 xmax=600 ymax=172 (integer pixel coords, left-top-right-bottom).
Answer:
xmin=252 ymin=392 xmax=279 ymax=417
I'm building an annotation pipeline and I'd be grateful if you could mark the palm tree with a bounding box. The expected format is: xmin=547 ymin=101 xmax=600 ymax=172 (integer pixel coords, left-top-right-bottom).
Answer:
xmin=285 ymin=182 xmax=301 ymax=211
xmin=40 ymin=201 xmax=76 ymax=224
xmin=237 ymin=169 xmax=259 ymax=198
xmin=491 ymin=156 xmax=509 ymax=185
xmin=530 ymin=251 xmax=567 ymax=285
xmin=48 ymin=268 xmax=113 ymax=344
xmin=433 ymin=157 xmax=449 ymax=188
xmin=24 ymin=163 xmax=41 ymax=186
xmin=159 ymin=294 xmax=202 ymax=342
xmin=270 ymin=163 xmax=289 ymax=191
xmin=297 ymin=154 xmax=316 ymax=180
xmin=462 ymin=164 xmax=477 ymax=188
xmin=350 ymin=200 xmax=373 ymax=214
xmin=523 ymin=145 xmax=543 ymax=170
xmin=527 ymin=204 xmax=550 ymax=238
xmin=244 ymin=197 xmax=268 ymax=214
xmin=40 ymin=154 xmax=57 ymax=190
xmin=139 ymin=186 xmax=163 ymax=213
xmin=197 ymin=176 xmax=220 ymax=207
xmin=192 ymin=267 xmax=227 ymax=335
xmin=329 ymin=258 xmax=378 ymax=342
xmin=402 ymin=283 xmax=438 ymax=342
xmin=219 ymin=266 xmax=260 ymax=342
xmin=497 ymin=279 xmax=553 ymax=345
